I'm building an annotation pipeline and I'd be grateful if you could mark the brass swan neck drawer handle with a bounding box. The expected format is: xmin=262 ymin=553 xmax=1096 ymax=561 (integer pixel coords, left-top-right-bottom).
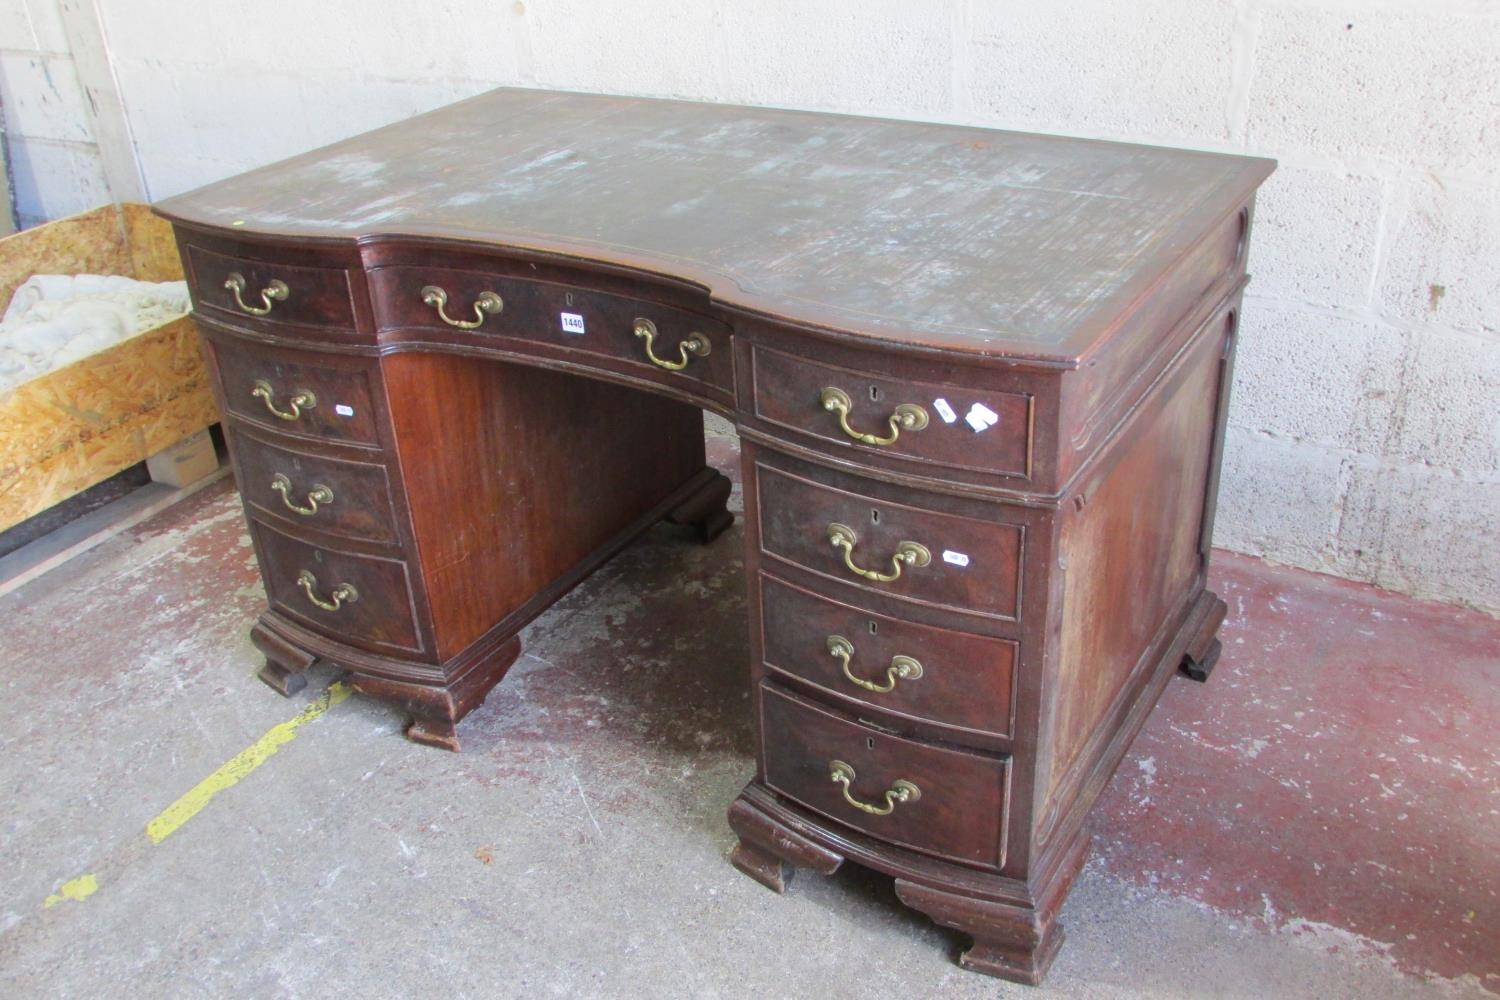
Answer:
xmin=251 ymin=379 xmax=316 ymax=421
xmin=634 ymin=318 xmax=711 ymax=371
xmin=829 ymin=760 xmax=921 ymax=816
xmin=297 ymin=570 xmax=358 ymax=612
xmin=827 ymin=523 xmax=931 ymax=583
xmin=270 ymin=474 xmax=333 ymax=516
xmin=224 ymin=272 xmax=289 ymax=316
xmin=826 ymin=635 xmax=923 ymax=693
xmin=820 ymin=387 xmax=928 ymax=446
xmin=421 ymin=285 xmax=504 ymax=329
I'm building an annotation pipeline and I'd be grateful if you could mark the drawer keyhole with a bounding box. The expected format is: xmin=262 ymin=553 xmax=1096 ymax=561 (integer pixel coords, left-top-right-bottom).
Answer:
xmin=871 ymin=508 xmax=880 ymax=524
xmin=868 ymin=621 xmax=878 ymax=635
xmin=869 ymin=386 xmax=881 ymax=402
xmin=866 ymin=737 xmax=875 ymax=750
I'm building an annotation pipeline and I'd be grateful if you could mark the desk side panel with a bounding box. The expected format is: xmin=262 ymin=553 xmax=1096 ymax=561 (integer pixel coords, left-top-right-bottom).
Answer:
xmin=1035 ymin=299 xmax=1236 ymax=854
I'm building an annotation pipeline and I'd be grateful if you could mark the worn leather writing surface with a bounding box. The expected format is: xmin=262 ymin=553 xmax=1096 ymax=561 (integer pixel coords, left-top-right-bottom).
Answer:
xmin=156 ymin=88 xmax=1273 ymax=362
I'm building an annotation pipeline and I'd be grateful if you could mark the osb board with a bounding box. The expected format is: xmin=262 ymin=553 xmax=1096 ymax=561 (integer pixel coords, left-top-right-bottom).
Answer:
xmin=0 ymin=206 xmax=216 ymax=532
xmin=0 ymin=205 xmax=132 ymax=304
xmin=120 ymin=203 xmax=186 ymax=283
xmin=0 ymin=203 xmax=185 ymax=303
xmin=0 ymin=316 xmax=217 ymax=530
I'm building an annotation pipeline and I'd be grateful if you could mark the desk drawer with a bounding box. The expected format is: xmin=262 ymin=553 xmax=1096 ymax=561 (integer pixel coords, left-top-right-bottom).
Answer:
xmin=760 ymin=683 xmax=1010 ymax=870
xmin=370 ymin=265 xmax=733 ymax=398
xmin=233 ymin=431 xmax=399 ymax=544
xmin=751 ymin=345 xmax=1032 ymax=480
xmin=211 ymin=337 xmax=382 ymax=447
xmin=250 ymin=519 xmax=421 ymax=654
xmin=760 ymin=575 xmax=1017 ymax=740
xmin=185 ymin=244 xmax=357 ymax=337
xmin=755 ymin=461 xmax=1024 ymax=622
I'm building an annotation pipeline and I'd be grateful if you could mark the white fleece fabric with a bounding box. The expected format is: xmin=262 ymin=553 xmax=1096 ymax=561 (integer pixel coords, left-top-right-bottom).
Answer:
xmin=0 ymin=274 xmax=191 ymax=393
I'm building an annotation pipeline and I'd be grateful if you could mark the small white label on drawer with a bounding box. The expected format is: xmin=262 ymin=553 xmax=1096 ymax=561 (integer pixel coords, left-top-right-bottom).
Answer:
xmin=334 ymin=404 xmax=354 ymax=417
xmin=965 ymin=402 xmax=1000 ymax=432
xmin=942 ymin=549 xmax=971 ymax=568
xmin=560 ymin=312 xmax=586 ymax=334
xmin=933 ymin=397 xmax=958 ymax=424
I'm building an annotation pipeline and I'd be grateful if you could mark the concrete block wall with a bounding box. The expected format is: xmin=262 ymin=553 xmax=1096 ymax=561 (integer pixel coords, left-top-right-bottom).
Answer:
xmin=0 ymin=0 xmax=110 ymax=226
xmin=1 ymin=0 xmax=1495 ymax=613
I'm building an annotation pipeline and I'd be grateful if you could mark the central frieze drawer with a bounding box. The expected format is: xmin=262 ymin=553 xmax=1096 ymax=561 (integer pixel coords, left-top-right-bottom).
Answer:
xmin=369 ymin=266 xmax=734 ymax=398
xmin=233 ymin=431 xmax=398 ymax=544
xmin=760 ymin=575 xmax=1017 ymax=740
xmin=755 ymin=461 xmax=1024 ymax=622
xmin=249 ymin=519 xmax=422 ymax=654
xmin=211 ymin=337 xmax=382 ymax=447
xmin=760 ymin=683 xmax=1010 ymax=871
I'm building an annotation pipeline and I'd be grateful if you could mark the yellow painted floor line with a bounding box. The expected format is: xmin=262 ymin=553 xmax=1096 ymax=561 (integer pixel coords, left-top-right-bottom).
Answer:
xmin=146 ymin=680 xmax=353 ymax=845
xmin=43 ymin=873 xmax=98 ymax=908
xmin=41 ymin=681 xmax=353 ymax=910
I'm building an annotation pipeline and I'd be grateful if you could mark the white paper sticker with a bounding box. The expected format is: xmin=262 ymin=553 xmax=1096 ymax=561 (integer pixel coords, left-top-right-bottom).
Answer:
xmin=965 ymin=402 xmax=1000 ymax=432
xmin=942 ymin=550 xmax=971 ymax=568
xmin=933 ymin=397 xmax=958 ymax=424
xmin=334 ymin=404 xmax=354 ymax=417
xmin=560 ymin=312 xmax=586 ymax=334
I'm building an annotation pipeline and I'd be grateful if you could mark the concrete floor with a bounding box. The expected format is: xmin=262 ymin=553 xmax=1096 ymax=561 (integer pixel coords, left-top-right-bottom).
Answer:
xmin=2 ymin=440 xmax=1497 ymax=999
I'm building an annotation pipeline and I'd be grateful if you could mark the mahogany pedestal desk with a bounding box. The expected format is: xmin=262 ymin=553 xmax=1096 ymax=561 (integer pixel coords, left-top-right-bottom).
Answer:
xmin=156 ymin=88 xmax=1274 ymax=985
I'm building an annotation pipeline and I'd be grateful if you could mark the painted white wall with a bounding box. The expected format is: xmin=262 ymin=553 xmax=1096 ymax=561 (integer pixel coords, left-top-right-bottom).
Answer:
xmin=0 ymin=0 xmax=110 ymax=225
xmin=2 ymin=0 xmax=1497 ymax=613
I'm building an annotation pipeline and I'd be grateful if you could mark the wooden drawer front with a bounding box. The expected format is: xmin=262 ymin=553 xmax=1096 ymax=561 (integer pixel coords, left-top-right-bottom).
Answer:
xmin=760 ymin=575 xmax=1016 ymax=739
xmin=250 ymin=520 xmax=421 ymax=653
xmin=186 ymin=245 xmax=356 ymax=334
xmin=760 ymin=684 xmax=1009 ymax=870
xmin=756 ymin=463 xmax=1023 ymax=622
xmin=213 ymin=338 xmax=381 ymax=446
xmin=370 ymin=266 xmax=733 ymax=397
xmin=233 ymin=432 xmax=398 ymax=544
xmin=752 ymin=345 xmax=1031 ymax=479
